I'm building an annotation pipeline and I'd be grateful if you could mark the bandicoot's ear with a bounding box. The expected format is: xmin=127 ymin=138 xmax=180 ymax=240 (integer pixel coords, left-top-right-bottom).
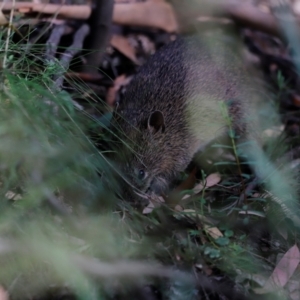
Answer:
xmin=147 ymin=110 xmax=165 ymax=133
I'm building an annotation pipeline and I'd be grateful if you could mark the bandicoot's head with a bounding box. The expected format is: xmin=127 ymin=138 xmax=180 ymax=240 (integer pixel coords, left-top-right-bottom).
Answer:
xmin=111 ymin=104 xmax=191 ymax=205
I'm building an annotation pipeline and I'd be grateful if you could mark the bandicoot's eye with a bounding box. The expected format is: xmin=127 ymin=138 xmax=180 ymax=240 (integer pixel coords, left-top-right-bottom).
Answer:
xmin=138 ymin=169 xmax=146 ymax=180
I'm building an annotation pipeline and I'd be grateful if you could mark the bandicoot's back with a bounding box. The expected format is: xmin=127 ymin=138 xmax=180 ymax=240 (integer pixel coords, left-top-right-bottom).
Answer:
xmin=111 ymin=36 xmax=263 ymax=203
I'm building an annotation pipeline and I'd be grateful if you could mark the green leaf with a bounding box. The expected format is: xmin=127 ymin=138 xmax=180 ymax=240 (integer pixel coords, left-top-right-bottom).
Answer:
xmin=224 ymin=230 xmax=234 ymax=238
xmin=215 ymin=237 xmax=229 ymax=246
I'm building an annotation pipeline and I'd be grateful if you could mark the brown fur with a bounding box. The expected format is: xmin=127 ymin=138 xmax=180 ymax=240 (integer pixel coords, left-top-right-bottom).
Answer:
xmin=111 ymin=36 xmax=263 ymax=203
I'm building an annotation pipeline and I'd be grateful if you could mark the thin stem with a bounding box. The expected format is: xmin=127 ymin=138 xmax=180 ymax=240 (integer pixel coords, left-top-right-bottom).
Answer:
xmin=3 ymin=0 xmax=15 ymax=69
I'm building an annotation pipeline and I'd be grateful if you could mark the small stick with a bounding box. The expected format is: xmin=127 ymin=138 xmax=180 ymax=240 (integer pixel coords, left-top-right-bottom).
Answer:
xmin=45 ymin=23 xmax=66 ymax=61
xmin=54 ymin=23 xmax=90 ymax=90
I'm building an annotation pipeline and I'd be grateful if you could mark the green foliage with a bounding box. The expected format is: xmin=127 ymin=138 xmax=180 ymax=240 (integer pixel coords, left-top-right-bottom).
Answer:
xmin=0 ymin=27 xmax=155 ymax=299
xmin=1 ymin=17 xmax=300 ymax=300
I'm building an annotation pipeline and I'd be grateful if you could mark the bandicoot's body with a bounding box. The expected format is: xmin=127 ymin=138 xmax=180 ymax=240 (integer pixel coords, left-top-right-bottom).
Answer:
xmin=111 ymin=36 xmax=263 ymax=203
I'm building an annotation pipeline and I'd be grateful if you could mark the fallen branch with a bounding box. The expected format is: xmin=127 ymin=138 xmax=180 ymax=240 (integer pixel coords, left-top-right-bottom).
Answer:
xmin=1 ymin=1 xmax=178 ymax=32
xmin=1 ymin=2 xmax=91 ymax=19
xmin=170 ymin=0 xmax=280 ymax=36
xmin=54 ymin=23 xmax=90 ymax=89
xmin=1 ymin=1 xmax=298 ymax=37
xmin=45 ymin=23 xmax=66 ymax=61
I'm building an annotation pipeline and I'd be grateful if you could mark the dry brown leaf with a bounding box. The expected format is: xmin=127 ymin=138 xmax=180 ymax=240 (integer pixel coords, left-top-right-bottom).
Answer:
xmin=19 ymin=8 xmax=31 ymax=13
xmin=174 ymin=204 xmax=183 ymax=211
xmin=193 ymin=172 xmax=221 ymax=194
xmin=183 ymin=173 xmax=221 ymax=201
xmin=182 ymin=209 xmax=214 ymax=224
xmin=143 ymin=196 xmax=164 ymax=214
xmin=5 ymin=191 xmax=22 ymax=201
xmin=143 ymin=201 xmax=155 ymax=214
xmin=110 ymin=34 xmax=139 ymax=64
xmin=106 ymin=74 xmax=130 ymax=106
xmin=291 ymin=93 xmax=300 ymax=107
xmin=1 ymin=3 xmax=91 ymax=20
xmin=134 ymin=35 xmax=156 ymax=56
xmin=204 ymin=225 xmax=223 ymax=239
xmin=294 ymin=0 xmax=300 ymax=15
xmin=257 ymin=3 xmax=271 ymax=14
xmin=262 ymin=125 xmax=284 ymax=138
xmin=113 ymin=1 xmax=178 ymax=32
xmin=0 ymin=286 xmax=8 ymax=300
xmin=254 ymin=244 xmax=300 ymax=294
xmin=0 ymin=10 xmax=7 ymax=25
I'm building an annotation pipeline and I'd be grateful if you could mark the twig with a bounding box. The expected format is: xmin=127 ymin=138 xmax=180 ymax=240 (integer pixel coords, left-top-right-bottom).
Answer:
xmin=3 ymin=0 xmax=15 ymax=69
xmin=54 ymin=23 xmax=90 ymax=90
xmin=45 ymin=24 xmax=66 ymax=61
xmin=238 ymin=177 xmax=259 ymax=206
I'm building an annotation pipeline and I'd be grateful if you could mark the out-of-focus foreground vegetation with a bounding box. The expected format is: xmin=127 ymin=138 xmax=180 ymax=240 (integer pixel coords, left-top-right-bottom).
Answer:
xmin=1 ymin=1 xmax=300 ymax=300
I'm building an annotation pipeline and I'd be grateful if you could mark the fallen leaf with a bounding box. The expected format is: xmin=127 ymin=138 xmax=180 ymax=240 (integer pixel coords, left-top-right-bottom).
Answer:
xmin=0 ymin=286 xmax=8 ymax=300
xmin=193 ymin=172 xmax=221 ymax=194
xmin=134 ymin=35 xmax=155 ymax=56
xmin=111 ymin=34 xmax=139 ymax=64
xmin=182 ymin=209 xmax=214 ymax=225
xmin=204 ymin=225 xmax=223 ymax=239
xmin=178 ymin=172 xmax=221 ymax=202
xmin=291 ymin=93 xmax=300 ymax=107
xmin=143 ymin=196 xmax=164 ymax=214
xmin=113 ymin=1 xmax=178 ymax=32
xmin=5 ymin=191 xmax=22 ymax=201
xmin=238 ymin=210 xmax=265 ymax=218
xmin=262 ymin=125 xmax=284 ymax=138
xmin=294 ymin=1 xmax=300 ymax=15
xmin=106 ymin=74 xmax=130 ymax=106
xmin=143 ymin=201 xmax=154 ymax=214
xmin=254 ymin=244 xmax=300 ymax=294
xmin=18 ymin=8 xmax=31 ymax=13
xmin=2 ymin=3 xmax=91 ymax=20
xmin=174 ymin=204 xmax=183 ymax=211
xmin=0 ymin=10 xmax=7 ymax=25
